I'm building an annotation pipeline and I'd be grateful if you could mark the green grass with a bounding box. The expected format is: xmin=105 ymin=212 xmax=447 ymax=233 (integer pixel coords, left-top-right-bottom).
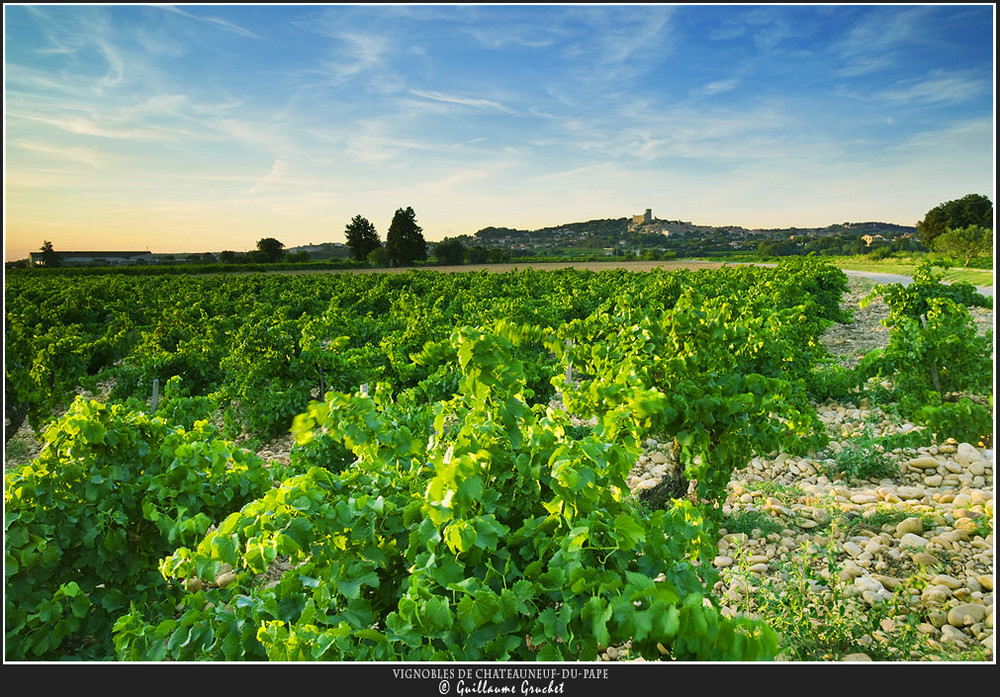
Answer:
xmin=721 ymin=510 xmax=786 ymax=537
xmin=743 ymin=481 xmax=806 ymax=499
xmin=838 ymin=506 xmax=939 ymax=537
xmin=835 ymin=261 xmax=993 ymax=287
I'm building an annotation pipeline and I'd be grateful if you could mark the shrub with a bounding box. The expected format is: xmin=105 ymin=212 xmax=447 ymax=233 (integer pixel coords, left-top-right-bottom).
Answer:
xmin=4 ymin=398 xmax=275 ymax=660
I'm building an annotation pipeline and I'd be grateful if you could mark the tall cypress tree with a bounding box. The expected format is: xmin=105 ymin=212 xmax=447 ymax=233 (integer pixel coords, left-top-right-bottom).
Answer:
xmin=385 ymin=207 xmax=427 ymax=267
xmin=344 ymin=215 xmax=381 ymax=261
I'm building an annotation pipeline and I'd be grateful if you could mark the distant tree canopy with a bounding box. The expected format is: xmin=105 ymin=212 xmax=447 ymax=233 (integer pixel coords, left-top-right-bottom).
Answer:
xmin=367 ymin=246 xmax=389 ymax=267
xmin=385 ymin=207 xmax=427 ymax=267
xmin=465 ymin=245 xmax=489 ymax=264
xmin=39 ymin=241 xmax=61 ymax=267
xmin=932 ymin=224 xmax=993 ymax=267
xmin=917 ymin=194 xmax=993 ymax=248
xmin=254 ymin=237 xmax=286 ymax=263
xmin=433 ymin=238 xmax=465 ymax=266
xmin=345 ymin=215 xmax=382 ymax=261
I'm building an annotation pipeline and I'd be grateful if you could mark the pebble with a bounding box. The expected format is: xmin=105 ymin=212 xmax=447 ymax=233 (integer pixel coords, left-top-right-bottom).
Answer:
xmin=899 ymin=533 xmax=930 ymax=548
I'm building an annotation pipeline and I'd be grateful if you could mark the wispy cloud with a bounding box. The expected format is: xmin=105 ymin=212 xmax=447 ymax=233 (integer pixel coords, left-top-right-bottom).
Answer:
xmin=3 ymin=4 xmax=992 ymax=261
xmin=691 ymin=78 xmax=740 ymax=98
xmin=324 ymin=32 xmax=389 ymax=82
xmin=408 ymin=89 xmax=520 ymax=115
xmin=12 ymin=139 xmax=110 ymax=168
xmin=831 ymin=5 xmax=937 ymax=77
xmin=159 ymin=5 xmax=259 ymax=39
xmin=878 ymin=69 xmax=988 ymax=105
xmin=14 ymin=112 xmax=194 ymax=142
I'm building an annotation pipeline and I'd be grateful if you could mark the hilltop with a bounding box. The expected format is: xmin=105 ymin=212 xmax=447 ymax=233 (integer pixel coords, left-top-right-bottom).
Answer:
xmin=435 ymin=216 xmax=918 ymax=259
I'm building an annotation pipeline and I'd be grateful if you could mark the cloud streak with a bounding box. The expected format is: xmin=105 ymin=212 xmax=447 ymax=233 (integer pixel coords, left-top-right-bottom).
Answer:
xmin=159 ymin=5 xmax=260 ymax=39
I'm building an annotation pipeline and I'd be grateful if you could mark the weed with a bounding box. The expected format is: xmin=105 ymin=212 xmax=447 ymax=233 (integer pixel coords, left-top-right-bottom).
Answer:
xmin=966 ymin=512 xmax=994 ymax=540
xmin=744 ymin=481 xmax=805 ymax=500
xmin=824 ymin=422 xmax=902 ymax=482
xmin=841 ymin=506 xmax=938 ymax=537
xmin=722 ymin=509 xmax=786 ymax=538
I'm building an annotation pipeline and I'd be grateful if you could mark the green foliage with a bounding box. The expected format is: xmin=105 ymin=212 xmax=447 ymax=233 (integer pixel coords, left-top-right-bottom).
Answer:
xmin=114 ymin=329 xmax=780 ymax=662
xmin=344 ymin=215 xmax=382 ymax=262
xmin=385 ymin=206 xmax=427 ymax=267
xmin=5 ymin=258 xmax=872 ymax=662
xmin=857 ymin=261 xmax=993 ymax=446
xmin=434 ymin=238 xmax=465 ymax=266
xmin=914 ymin=396 xmax=993 ymax=448
xmin=4 ymin=399 xmax=275 ymax=660
xmin=932 ymin=225 xmax=993 ymax=267
xmin=916 ymin=193 xmax=993 ymax=248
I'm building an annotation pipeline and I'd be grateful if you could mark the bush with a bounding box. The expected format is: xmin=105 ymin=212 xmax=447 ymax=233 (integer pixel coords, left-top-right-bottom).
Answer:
xmin=4 ymin=399 xmax=275 ymax=659
xmin=857 ymin=262 xmax=993 ymax=443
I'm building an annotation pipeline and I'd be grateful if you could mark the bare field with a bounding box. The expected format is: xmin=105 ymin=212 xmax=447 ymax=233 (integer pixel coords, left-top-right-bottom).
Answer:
xmin=279 ymin=259 xmax=756 ymax=276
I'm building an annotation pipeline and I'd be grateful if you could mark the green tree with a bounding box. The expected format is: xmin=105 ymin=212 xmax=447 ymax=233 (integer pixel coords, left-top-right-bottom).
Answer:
xmin=254 ymin=238 xmax=286 ymax=263
xmin=433 ymin=238 xmax=465 ymax=266
xmin=367 ymin=246 xmax=389 ymax=267
xmin=916 ymin=194 xmax=993 ymax=248
xmin=487 ymin=247 xmax=511 ymax=263
xmin=932 ymin=225 xmax=993 ymax=267
xmin=385 ymin=207 xmax=427 ymax=267
xmin=465 ymin=245 xmax=489 ymax=264
xmin=344 ymin=215 xmax=382 ymax=261
xmin=39 ymin=240 xmax=61 ymax=267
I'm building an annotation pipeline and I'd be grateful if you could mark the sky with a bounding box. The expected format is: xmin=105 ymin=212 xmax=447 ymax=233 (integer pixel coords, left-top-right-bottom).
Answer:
xmin=3 ymin=3 xmax=996 ymax=261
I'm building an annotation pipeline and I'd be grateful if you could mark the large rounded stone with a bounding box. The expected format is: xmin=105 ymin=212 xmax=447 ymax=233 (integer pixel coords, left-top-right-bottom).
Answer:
xmin=899 ymin=533 xmax=930 ymax=548
xmin=895 ymin=517 xmax=924 ymax=536
xmin=947 ymin=603 xmax=988 ymax=627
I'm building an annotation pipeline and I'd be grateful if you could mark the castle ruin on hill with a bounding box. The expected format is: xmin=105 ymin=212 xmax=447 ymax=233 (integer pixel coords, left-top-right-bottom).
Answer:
xmin=632 ymin=208 xmax=652 ymax=226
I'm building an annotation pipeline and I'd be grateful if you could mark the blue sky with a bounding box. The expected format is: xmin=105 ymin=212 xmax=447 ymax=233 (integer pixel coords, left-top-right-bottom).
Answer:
xmin=3 ymin=3 xmax=995 ymax=260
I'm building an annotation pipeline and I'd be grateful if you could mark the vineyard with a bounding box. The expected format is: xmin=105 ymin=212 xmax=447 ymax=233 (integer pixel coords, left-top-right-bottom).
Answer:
xmin=3 ymin=258 xmax=994 ymax=662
